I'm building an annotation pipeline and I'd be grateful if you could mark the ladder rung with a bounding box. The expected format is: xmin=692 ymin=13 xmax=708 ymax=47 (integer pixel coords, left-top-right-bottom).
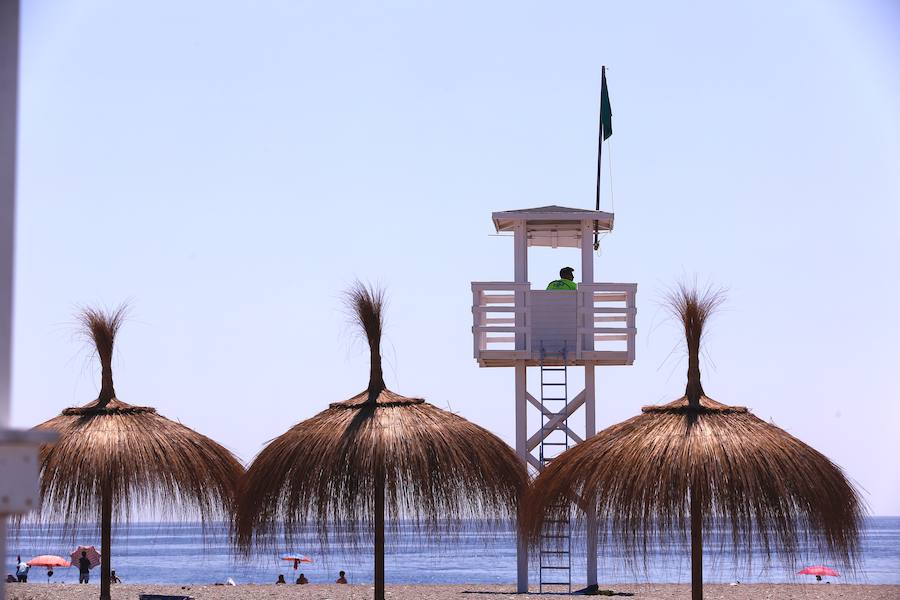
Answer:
xmin=540 ymin=550 xmax=569 ymax=554
xmin=541 ymin=442 xmax=568 ymax=446
xmin=542 ymin=382 xmax=567 ymax=386
xmin=540 ymin=566 xmax=570 ymax=570
xmin=541 ymin=367 xmax=566 ymax=371
xmin=540 ymin=581 xmax=571 ymax=586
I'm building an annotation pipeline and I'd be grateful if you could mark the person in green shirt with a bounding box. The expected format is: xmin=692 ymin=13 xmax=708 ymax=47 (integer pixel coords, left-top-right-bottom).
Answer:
xmin=546 ymin=267 xmax=577 ymax=290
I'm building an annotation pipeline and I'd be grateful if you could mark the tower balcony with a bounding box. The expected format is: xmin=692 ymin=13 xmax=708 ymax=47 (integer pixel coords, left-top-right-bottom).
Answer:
xmin=471 ymin=281 xmax=636 ymax=367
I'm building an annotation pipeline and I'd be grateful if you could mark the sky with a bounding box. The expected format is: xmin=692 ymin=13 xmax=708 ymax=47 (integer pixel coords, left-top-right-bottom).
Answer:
xmin=11 ymin=1 xmax=900 ymax=515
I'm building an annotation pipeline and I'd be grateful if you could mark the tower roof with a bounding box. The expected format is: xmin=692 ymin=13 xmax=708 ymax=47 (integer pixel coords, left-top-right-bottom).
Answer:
xmin=492 ymin=205 xmax=614 ymax=248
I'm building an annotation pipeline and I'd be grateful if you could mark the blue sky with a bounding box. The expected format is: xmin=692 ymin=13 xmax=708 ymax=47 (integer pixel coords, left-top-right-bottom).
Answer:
xmin=12 ymin=1 xmax=900 ymax=514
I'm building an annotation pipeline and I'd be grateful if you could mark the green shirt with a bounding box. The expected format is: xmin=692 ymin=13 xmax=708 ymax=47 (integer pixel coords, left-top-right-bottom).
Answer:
xmin=546 ymin=279 xmax=577 ymax=291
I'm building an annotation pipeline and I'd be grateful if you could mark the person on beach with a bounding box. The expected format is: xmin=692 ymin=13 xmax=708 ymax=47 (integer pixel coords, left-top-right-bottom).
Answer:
xmin=109 ymin=570 xmax=122 ymax=584
xmin=276 ymin=574 xmax=287 ymax=584
xmin=546 ymin=267 xmax=577 ymax=290
xmin=296 ymin=573 xmax=309 ymax=584
xmin=336 ymin=570 xmax=348 ymax=584
xmin=14 ymin=556 xmax=28 ymax=583
xmin=78 ymin=550 xmax=91 ymax=584
xmin=6 ymin=575 xmax=15 ymax=583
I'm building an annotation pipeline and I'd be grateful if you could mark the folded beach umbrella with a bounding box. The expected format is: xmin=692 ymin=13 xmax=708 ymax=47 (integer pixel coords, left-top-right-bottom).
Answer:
xmin=522 ymin=283 xmax=862 ymax=600
xmin=237 ymin=283 xmax=527 ymax=600
xmin=32 ymin=306 xmax=245 ymax=600
xmin=70 ymin=545 xmax=101 ymax=569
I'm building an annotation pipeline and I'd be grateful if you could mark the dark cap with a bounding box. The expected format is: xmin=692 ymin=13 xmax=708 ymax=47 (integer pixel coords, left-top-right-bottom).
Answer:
xmin=560 ymin=266 xmax=575 ymax=277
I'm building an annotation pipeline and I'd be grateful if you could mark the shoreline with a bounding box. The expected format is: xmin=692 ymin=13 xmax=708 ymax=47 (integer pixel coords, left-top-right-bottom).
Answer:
xmin=7 ymin=583 xmax=900 ymax=600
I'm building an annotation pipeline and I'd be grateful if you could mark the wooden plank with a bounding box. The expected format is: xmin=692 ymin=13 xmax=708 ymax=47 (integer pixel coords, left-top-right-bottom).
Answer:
xmin=485 ymin=317 xmax=516 ymax=325
xmin=486 ymin=336 xmax=516 ymax=343
xmin=475 ymin=325 xmax=524 ymax=333
xmin=595 ymin=334 xmax=628 ymax=341
xmin=474 ymin=306 xmax=524 ymax=314
xmin=592 ymin=293 xmax=627 ymax=302
xmin=578 ymin=327 xmax=636 ymax=334
xmin=594 ymin=316 xmax=626 ymax=322
xmin=483 ymin=294 xmax=515 ymax=303
xmin=471 ymin=282 xmax=531 ymax=290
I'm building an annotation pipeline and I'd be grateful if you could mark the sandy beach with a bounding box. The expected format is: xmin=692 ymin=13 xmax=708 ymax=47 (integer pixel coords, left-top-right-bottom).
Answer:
xmin=6 ymin=583 xmax=900 ymax=600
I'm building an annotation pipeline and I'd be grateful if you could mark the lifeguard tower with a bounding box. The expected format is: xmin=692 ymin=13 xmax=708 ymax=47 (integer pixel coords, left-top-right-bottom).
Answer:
xmin=471 ymin=205 xmax=637 ymax=593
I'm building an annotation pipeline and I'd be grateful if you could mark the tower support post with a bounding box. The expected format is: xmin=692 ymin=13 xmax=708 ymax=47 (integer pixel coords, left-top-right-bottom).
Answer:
xmin=515 ymin=361 xmax=529 ymax=593
xmin=584 ymin=363 xmax=598 ymax=588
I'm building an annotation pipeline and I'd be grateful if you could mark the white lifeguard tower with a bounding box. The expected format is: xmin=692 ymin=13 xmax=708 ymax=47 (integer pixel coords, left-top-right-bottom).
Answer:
xmin=471 ymin=205 xmax=637 ymax=593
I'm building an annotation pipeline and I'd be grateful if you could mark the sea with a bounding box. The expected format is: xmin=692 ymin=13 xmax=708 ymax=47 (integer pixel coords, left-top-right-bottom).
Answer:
xmin=5 ymin=517 xmax=899 ymax=586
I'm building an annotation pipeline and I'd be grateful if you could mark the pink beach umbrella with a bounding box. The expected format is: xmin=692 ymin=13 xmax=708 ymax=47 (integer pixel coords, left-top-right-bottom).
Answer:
xmin=70 ymin=545 xmax=101 ymax=569
xmin=798 ymin=566 xmax=840 ymax=578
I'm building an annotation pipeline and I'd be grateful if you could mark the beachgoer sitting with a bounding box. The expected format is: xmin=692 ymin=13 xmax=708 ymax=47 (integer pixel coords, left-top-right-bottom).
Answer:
xmin=79 ymin=551 xmax=91 ymax=584
xmin=296 ymin=573 xmax=309 ymax=584
xmin=276 ymin=574 xmax=287 ymax=584
xmin=15 ymin=556 xmax=29 ymax=583
xmin=336 ymin=570 xmax=348 ymax=584
xmin=546 ymin=267 xmax=577 ymax=290
xmin=6 ymin=574 xmax=15 ymax=583
xmin=110 ymin=570 xmax=122 ymax=584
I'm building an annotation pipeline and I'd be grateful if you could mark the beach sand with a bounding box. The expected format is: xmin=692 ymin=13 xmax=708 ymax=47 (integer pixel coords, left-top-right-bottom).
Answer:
xmin=5 ymin=583 xmax=899 ymax=600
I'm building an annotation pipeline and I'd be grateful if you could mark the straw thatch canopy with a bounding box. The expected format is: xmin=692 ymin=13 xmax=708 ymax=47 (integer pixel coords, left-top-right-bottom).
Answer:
xmin=32 ymin=306 xmax=243 ymax=600
xmin=522 ymin=284 xmax=862 ymax=599
xmin=236 ymin=283 xmax=526 ymax=599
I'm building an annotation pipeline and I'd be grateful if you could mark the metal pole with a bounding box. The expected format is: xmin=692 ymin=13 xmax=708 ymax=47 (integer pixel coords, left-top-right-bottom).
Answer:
xmin=593 ymin=66 xmax=605 ymax=251
xmin=0 ymin=2 xmax=21 ymax=598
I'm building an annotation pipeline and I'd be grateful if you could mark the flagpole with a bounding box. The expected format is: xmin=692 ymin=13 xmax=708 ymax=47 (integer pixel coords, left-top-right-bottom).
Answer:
xmin=593 ymin=65 xmax=606 ymax=251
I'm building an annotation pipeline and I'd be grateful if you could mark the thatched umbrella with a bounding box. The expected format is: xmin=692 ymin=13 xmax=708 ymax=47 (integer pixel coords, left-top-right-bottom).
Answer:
xmin=522 ymin=284 xmax=862 ymax=600
xmin=236 ymin=283 xmax=527 ymax=600
xmin=32 ymin=307 xmax=244 ymax=600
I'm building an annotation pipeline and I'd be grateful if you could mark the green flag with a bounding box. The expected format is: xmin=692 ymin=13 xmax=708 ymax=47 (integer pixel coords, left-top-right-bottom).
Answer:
xmin=600 ymin=67 xmax=612 ymax=140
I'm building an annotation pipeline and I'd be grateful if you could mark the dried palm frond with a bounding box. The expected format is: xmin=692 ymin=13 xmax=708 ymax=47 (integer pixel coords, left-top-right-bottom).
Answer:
xmin=32 ymin=306 xmax=243 ymax=600
xmin=236 ymin=282 xmax=526 ymax=600
xmin=522 ymin=283 xmax=861 ymax=599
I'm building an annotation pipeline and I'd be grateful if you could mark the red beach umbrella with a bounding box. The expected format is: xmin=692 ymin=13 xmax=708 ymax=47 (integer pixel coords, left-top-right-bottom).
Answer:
xmin=71 ymin=545 xmax=101 ymax=569
xmin=798 ymin=566 xmax=840 ymax=577
xmin=27 ymin=555 xmax=71 ymax=568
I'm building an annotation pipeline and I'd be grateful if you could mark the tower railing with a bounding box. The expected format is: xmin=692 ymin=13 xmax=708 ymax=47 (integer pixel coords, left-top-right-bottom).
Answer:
xmin=472 ymin=281 xmax=636 ymax=365
xmin=576 ymin=283 xmax=637 ymax=363
xmin=471 ymin=282 xmax=532 ymax=358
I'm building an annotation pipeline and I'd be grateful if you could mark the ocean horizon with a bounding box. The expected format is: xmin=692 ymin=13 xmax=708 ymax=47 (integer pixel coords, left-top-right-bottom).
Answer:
xmin=6 ymin=516 xmax=898 ymax=586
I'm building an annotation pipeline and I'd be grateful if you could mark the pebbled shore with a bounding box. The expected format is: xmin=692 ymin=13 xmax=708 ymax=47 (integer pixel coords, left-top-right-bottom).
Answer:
xmin=6 ymin=583 xmax=900 ymax=600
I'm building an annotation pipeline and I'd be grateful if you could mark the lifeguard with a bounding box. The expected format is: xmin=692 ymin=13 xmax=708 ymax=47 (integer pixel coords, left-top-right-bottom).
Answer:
xmin=546 ymin=267 xmax=577 ymax=290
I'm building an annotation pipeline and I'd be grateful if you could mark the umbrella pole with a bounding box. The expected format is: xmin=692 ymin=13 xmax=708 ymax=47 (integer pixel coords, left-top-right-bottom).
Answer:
xmin=375 ymin=470 xmax=385 ymax=600
xmin=690 ymin=486 xmax=702 ymax=600
xmin=100 ymin=485 xmax=112 ymax=600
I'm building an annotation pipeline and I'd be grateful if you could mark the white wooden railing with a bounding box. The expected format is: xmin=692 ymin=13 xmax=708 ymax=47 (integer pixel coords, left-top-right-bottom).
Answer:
xmin=576 ymin=283 xmax=637 ymax=362
xmin=471 ymin=282 xmax=531 ymax=356
xmin=472 ymin=281 xmax=636 ymax=363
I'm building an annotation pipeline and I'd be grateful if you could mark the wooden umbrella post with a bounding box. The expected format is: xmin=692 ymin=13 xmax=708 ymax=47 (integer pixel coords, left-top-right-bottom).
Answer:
xmin=374 ymin=469 xmax=385 ymax=600
xmin=100 ymin=485 xmax=112 ymax=600
xmin=690 ymin=485 xmax=702 ymax=600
